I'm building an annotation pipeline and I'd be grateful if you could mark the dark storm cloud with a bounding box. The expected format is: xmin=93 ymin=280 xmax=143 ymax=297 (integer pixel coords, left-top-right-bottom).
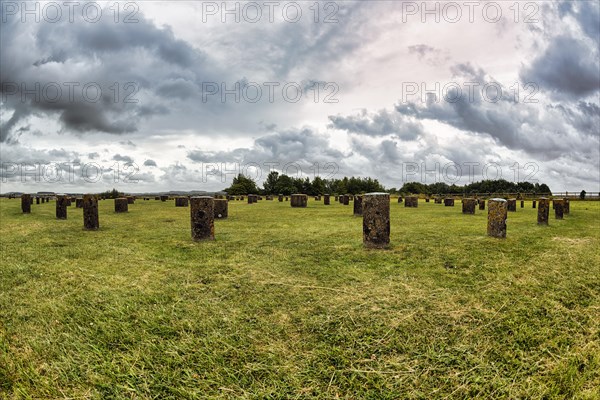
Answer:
xmin=395 ymin=64 xmax=599 ymax=161
xmin=187 ymin=128 xmax=345 ymax=168
xmin=113 ymin=154 xmax=134 ymax=164
xmin=520 ymin=36 xmax=600 ymax=99
xmin=143 ymin=159 xmax=157 ymax=167
xmin=0 ymin=6 xmax=216 ymax=142
xmin=328 ymin=109 xmax=423 ymax=140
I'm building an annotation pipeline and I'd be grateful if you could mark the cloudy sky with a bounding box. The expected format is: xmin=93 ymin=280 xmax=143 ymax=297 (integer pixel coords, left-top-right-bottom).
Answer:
xmin=1 ymin=0 xmax=599 ymax=193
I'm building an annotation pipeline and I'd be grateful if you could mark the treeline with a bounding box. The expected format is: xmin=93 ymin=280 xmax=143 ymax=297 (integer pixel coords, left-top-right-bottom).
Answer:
xmin=224 ymin=174 xmax=552 ymax=196
xmin=225 ymin=173 xmax=385 ymax=195
xmin=391 ymin=180 xmax=552 ymax=195
xmin=99 ymin=188 xmax=125 ymax=199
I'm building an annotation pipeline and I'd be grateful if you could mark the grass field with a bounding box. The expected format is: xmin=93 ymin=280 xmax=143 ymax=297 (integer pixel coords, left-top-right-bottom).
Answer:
xmin=1 ymin=197 xmax=599 ymax=399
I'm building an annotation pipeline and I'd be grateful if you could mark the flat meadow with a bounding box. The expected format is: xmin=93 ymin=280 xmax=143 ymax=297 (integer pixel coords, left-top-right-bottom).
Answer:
xmin=1 ymin=197 xmax=599 ymax=399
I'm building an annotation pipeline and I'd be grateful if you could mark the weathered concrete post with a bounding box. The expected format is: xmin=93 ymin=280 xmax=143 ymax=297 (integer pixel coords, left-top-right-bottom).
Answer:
xmin=175 ymin=197 xmax=189 ymax=207
xmin=353 ymin=195 xmax=363 ymax=216
xmin=363 ymin=193 xmax=390 ymax=248
xmin=21 ymin=194 xmax=31 ymax=213
xmin=115 ymin=198 xmax=129 ymax=213
xmin=397 ymin=197 xmax=403 ymax=204
xmin=127 ymin=196 xmax=135 ymax=204
xmin=278 ymin=194 xmax=284 ymax=202
xmin=334 ymin=195 xmax=339 ymax=202
xmin=444 ymin=198 xmax=454 ymax=207
xmin=564 ymin=199 xmax=570 ymax=215
xmin=76 ymin=198 xmax=83 ymax=208
xmin=507 ymin=199 xmax=517 ymax=212
xmin=324 ymin=194 xmax=330 ymax=205
xmin=343 ymin=195 xmax=349 ymax=206
xmin=214 ymin=198 xmax=228 ymax=219
xmin=405 ymin=196 xmax=418 ymax=208
xmin=520 ymin=200 xmax=524 ymax=208
xmin=554 ymin=199 xmax=564 ymax=220
xmin=537 ymin=198 xmax=549 ymax=225
xmin=83 ymin=194 xmax=99 ymax=230
xmin=190 ymin=196 xmax=214 ymax=241
xmin=532 ymin=200 xmax=536 ymax=209
xmin=36 ymin=197 xmax=40 ymax=205
xmin=462 ymin=198 xmax=476 ymax=214
xmin=56 ymin=195 xmax=68 ymax=219
xmin=478 ymin=199 xmax=486 ymax=210
xmin=291 ymin=194 xmax=308 ymax=208
xmin=487 ymin=198 xmax=507 ymax=238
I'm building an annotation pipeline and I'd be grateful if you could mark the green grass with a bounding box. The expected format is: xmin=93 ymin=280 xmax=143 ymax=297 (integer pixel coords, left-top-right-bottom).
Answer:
xmin=1 ymin=197 xmax=599 ymax=399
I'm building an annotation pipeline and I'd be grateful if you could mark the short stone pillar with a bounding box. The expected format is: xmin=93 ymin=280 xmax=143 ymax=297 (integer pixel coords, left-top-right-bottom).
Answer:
xmin=532 ymin=200 xmax=536 ymax=209
xmin=507 ymin=199 xmax=517 ymax=212
xmin=83 ymin=194 xmax=99 ymax=230
xmin=155 ymin=196 xmax=160 ymax=200
xmin=240 ymin=196 xmax=244 ymax=201
xmin=247 ymin=195 xmax=254 ymax=204
xmin=425 ymin=197 xmax=430 ymax=203
xmin=353 ymin=195 xmax=363 ymax=215
xmin=66 ymin=198 xmax=72 ymax=206
xmin=363 ymin=193 xmax=390 ymax=248
xmin=564 ymin=199 xmax=570 ymax=215
xmin=127 ymin=196 xmax=135 ymax=204
xmin=555 ymin=199 xmax=564 ymax=220
xmin=478 ymin=199 xmax=485 ymax=210
xmin=278 ymin=194 xmax=284 ymax=202
xmin=462 ymin=198 xmax=476 ymax=214
xmin=160 ymin=195 xmax=168 ymax=202
xmin=334 ymin=196 xmax=339 ymax=202
xmin=343 ymin=195 xmax=349 ymax=205
xmin=487 ymin=198 xmax=507 ymax=238
xmin=291 ymin=194 xmax=308 ymax=208
xmin=21 ymin=194 xmax=31 ymax=213
xmin=444 ymin=198 xmax=454 ymax=207
xmin=537 ymin=198 xmax=549 ymax=225
xmin=324 ymin=194 xmax=330 ymax=205
xmin=190 ymin=196 xmax=214 ymax=241
xmin=76 ymin=198 xmax=83 ymax=208
xmin=435 ymin=197 xmax=442 ymax=204
xmin=36 ymin=197 xmax=40 ymax=205
xmin=115 ymin=198 xmax=129 ymax=213
xmin=175 ymin=197 xmax=189 ymax=207
xmin=520 ymin=200 xmax=524 ymax=208
xmin=214 ymin=199 xmax=228 ymax=219
xmin=285 ymin=197 xmax=289 ymax=201
xmin=405 ymin=196 xmax=418 ymax=208
xmin=56 ymin=195 xmax=68 ymax=219
xmin=397 ymin=197 xmax=403 ymax=204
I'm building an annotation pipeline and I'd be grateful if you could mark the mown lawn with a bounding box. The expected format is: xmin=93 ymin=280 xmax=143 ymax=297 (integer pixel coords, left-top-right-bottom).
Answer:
xmin=1 ymin=197 xmax=599 ymax=399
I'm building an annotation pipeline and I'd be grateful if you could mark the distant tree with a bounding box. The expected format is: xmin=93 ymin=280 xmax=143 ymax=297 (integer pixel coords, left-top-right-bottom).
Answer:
xmin=311 ymin=176 xmax=326 ymax=195
xmin=272 ymin=174 xmax=295 ymax=195
xmin=99 ymin=188 xmax=123 ymax=199
xmin=263 ymin=171 xmax=279 ymax=194
xmin=580 ymin=190 xmax=586 ymax=199
xmin=225 ymin=174 xmax=260 ymax=195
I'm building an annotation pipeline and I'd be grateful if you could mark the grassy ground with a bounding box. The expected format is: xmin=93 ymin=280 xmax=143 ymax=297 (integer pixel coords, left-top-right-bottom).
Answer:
xmin=1 ymin=197 xmax=599 ymax=399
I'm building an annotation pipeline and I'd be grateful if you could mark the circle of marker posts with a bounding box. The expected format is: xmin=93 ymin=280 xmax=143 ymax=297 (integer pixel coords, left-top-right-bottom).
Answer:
xmin=16 ymin=191 xmax=575 ymax=246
